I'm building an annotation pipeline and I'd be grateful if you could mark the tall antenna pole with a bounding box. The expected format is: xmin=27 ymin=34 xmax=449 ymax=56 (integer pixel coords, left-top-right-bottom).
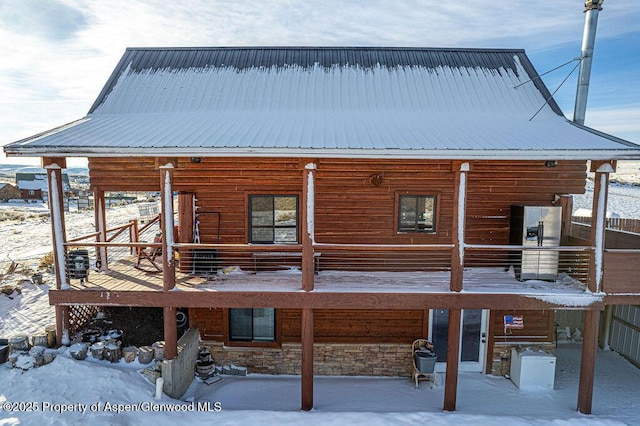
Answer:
xmin=573 ymin=0 xmax=604 ymax=125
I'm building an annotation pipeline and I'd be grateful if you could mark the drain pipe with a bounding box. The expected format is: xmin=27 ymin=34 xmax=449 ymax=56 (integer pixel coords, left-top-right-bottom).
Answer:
xmin=573 ymin=0 xmax=604 ymax=125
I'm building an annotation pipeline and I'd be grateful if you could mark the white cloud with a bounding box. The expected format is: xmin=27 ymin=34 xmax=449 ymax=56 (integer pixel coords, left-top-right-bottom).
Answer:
xmin=584 ymin=105 xmax=640 ymax=143
xmin=1 ymin=0 xmax=639 ymax=164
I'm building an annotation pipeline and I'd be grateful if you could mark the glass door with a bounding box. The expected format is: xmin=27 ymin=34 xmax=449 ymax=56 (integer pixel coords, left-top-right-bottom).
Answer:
xmin=429 ymin=309 xmax=488 ymax=372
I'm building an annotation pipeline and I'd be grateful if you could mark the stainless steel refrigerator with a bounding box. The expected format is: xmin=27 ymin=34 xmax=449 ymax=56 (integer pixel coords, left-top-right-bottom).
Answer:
xmin=510 ymin=205 xmax=562 ymax=281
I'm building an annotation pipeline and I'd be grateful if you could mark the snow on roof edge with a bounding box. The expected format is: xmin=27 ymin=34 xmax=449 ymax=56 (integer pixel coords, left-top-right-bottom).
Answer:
xmin=7 ymin=146 xmax=640 ymax=161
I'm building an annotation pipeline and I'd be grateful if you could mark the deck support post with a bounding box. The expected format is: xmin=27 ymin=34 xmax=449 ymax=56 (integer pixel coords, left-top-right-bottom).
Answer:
xmin=45 ymin=161 xmax=69 ymax=291
xmin=301 ymin=162 xmax=316 ymax=410
xmin=54 ymin=305 xmax=71 ymax=347
xmin=301 ymin=308 xmax=314 ymax=411
xmin=451 ymin=162 xmax=469 ymax=292
xmin=302 ymin=163 xmax=316 ymax=291
xmin=577 ymin=160 xmax=613 ymax=414
xmin=44 ymin=159 xmax=69 ymax=346
xmin=588 ymin=161 xmax=614 ymax=293
xmin=577 ymin=309 xmax=600 ymax=414
xmin=443 ymin=308 xmax=462 ymax=411
xmin=94 ymin=187 xmax=108 ymax=271
xmin=159 ymin=162 xmax=177 ymax=359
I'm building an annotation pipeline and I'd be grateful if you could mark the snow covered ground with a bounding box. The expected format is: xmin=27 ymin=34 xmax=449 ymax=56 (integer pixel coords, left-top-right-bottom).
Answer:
xmin=0 ymin=342 xmax=639 ymax=425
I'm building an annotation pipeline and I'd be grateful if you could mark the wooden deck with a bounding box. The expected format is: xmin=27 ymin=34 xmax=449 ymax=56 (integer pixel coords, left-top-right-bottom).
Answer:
xmin=51 ymin=258 xmax=603 ymax=310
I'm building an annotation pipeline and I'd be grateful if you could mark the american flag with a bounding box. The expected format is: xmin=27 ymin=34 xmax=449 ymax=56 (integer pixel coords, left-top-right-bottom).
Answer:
xmin=504 ymin=315 xmax=524 ymax=332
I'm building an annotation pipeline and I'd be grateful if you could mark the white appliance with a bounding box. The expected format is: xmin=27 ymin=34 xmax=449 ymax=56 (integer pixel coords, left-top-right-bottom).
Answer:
xmin=510 ymin=348 xmax=556 ymax=389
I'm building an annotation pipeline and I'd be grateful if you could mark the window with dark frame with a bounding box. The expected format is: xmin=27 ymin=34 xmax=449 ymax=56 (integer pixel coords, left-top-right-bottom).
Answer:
xmin=229 ymin=308 xmax=276 ymax=342
xmin=249 ymin=195 xmax=298 ymax=243
xmin=398 ymin=195 xmax=437 ymax=232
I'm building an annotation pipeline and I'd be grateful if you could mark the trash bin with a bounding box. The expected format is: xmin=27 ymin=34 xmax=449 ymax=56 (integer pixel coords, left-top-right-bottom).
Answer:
xmin=414 ymin=350 xmax=437 ymax=373
xmin=68 ymin=249 xmax=90 ymax=282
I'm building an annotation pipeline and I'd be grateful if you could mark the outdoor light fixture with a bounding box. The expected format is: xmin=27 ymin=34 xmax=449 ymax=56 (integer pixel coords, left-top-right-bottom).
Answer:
xmin=545 ymin=161 xmax=557 ymax=168
xmin=190 ymin=157 xmax=201 ymax=163
xmin=369 ymin=174 xmax=383 ymax=186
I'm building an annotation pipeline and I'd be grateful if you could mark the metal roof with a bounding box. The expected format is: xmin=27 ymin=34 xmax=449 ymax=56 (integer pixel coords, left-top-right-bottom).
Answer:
xmin=5 ymin=47 xmax=640 ymax=160
xmin=88 ymin=47 xmax=562 ymax=115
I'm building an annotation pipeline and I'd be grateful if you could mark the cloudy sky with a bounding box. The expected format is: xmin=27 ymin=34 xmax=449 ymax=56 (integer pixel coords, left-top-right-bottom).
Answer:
xmin=1 ymin=0 xmax=638 ymax=165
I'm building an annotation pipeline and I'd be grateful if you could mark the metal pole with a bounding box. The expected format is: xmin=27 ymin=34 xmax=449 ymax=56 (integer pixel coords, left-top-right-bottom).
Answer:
xmin=573 ymin=0 xmax=604 ymax=125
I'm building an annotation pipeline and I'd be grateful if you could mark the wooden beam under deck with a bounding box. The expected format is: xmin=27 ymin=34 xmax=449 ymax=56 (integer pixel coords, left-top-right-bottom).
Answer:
xmin=604 ymin=294 xmax=640 ymax=305
xmin=49 ymin=289 xmax=604 ymax=311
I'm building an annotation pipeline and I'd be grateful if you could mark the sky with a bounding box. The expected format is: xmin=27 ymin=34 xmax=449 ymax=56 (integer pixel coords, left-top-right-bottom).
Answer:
xmin=0 ymin=0 xmax=638 ymax=167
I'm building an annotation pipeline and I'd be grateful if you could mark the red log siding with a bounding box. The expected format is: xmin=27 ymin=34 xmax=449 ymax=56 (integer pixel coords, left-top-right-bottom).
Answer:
xmin=91 ymin=158 xmax=583 ymax=349
xmin=491 ymin=310 xmax=555 ymax=343
xmin=88 ymin=157 xmax=587 ymax=247
xmin=190 ymin=308 xmax=425 ymax=344
xmin=466 ymin=161 xmax=586 ymax=245
xmin=190 ymin=308 xmax=224 ymax=341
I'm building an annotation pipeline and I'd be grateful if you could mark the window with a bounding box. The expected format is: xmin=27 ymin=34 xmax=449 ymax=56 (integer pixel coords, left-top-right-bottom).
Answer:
xmin=398 ymin=195 xmax=436 ymax=232
xmin=249 ymin=195 xmax=298 ymax=243
xmin=229 ymin=308 xmax=276 ymax=342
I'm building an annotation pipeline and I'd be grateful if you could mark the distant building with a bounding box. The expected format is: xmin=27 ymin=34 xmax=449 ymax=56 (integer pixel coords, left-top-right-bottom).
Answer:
xmin=0 ymin=182 xmax=21 ymax=201
xmin=15 ymin=172 xmax=70 ymax=201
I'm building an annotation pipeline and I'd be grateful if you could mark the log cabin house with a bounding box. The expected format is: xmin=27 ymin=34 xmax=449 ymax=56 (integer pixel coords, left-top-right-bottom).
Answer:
xmin=4 ymin=46 xmax=640 ymax=413
xmin=0 ymin=183 xmax=21 ymax=201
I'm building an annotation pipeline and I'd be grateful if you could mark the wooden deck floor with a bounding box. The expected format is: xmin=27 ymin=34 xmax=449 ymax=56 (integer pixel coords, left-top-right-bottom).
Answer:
xmin=53 ymin=258 xmax=603 ymax=310
xmin=73 ymin=258 xmax=589 ymax=295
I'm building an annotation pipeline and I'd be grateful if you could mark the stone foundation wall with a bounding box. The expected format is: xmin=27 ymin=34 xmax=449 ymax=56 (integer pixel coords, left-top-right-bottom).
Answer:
xmin=205 ymin=342 xmax=414 ymax=377
xmin=490 ymin=342 xmax=555 ymax=376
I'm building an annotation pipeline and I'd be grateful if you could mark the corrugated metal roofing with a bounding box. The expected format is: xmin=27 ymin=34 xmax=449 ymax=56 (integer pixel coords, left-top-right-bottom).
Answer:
xmin=5 ymin=47 xmax=640 ymax=160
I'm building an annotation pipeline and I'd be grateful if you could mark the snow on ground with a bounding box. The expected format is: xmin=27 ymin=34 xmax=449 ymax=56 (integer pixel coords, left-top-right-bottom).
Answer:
xmin=0 ymin=203 xmax=147 ymax=340
xmin=0 ymin=279 xmax=53 ymax=340
xmin=573 ymin=161 xmax=640 ymax=219
xmin=0 ymin=343 xmax=638 ymax=425
xmin=0 ymin=202 xmax=143 ymax=266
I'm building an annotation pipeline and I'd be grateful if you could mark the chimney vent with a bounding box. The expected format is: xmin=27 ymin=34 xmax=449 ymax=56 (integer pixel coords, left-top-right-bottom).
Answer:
xmin=573 ymin=1 xmax=604 ymax=125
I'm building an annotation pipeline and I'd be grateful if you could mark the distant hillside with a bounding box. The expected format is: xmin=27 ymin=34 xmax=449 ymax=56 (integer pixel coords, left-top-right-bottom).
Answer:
xmin=0 ymin=163 xmax=88 ymax=176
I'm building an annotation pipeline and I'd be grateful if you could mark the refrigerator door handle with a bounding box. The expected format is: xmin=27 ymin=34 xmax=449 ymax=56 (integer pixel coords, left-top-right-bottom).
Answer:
xmin=538 ymin=221 xmax=544 ymax=246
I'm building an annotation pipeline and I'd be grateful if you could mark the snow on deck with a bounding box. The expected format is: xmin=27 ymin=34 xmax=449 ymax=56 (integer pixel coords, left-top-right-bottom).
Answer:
xmin=75 ymin=259 xmax=594 ymax=302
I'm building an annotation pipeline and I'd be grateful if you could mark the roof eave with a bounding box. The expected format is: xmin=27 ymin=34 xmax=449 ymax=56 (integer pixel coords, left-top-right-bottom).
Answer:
xmin=6 ymin=146 xmax=640 ymax=161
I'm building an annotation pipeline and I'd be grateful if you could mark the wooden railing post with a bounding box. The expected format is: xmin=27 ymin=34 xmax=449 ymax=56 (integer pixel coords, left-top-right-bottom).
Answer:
xmin=302 ymin=163 xmax=316 ymax=291
xmin=44 ymin=161 xmax=69 ymax=291
xmin=159 ymin=160 xmax=177 ymax=359
xmin=130 ymin=219 xmax=139 ymax=255
xmin=44 ymin=158 xmax=70 ymax=346
xmin=451 ymin=162 xmax=470 ymax=292
xmin=94 ymin=187 xmax=108 ymax=270
xmin=589 ymin=161 xmax=614 ymax=293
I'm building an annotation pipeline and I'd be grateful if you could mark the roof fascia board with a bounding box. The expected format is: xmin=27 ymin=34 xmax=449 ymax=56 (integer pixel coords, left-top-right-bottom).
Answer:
xmin=7 ymin=147 xmax=640 ymax=161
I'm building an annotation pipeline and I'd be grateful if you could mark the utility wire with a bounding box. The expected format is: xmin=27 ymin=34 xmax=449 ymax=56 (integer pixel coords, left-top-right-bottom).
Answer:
xmin=529 ymin=59 xmax=582 ymax=122
xmin=514 ymin=57 xmax=581 ymax=89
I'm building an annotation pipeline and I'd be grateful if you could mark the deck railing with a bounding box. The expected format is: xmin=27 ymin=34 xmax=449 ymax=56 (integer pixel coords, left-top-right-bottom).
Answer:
xmin=61 ymin=233 xmax=593 ymax=290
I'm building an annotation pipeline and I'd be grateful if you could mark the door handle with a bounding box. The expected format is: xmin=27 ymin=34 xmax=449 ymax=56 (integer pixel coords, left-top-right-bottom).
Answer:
xmin=538 ymin=221 xmax=544 ymax=246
